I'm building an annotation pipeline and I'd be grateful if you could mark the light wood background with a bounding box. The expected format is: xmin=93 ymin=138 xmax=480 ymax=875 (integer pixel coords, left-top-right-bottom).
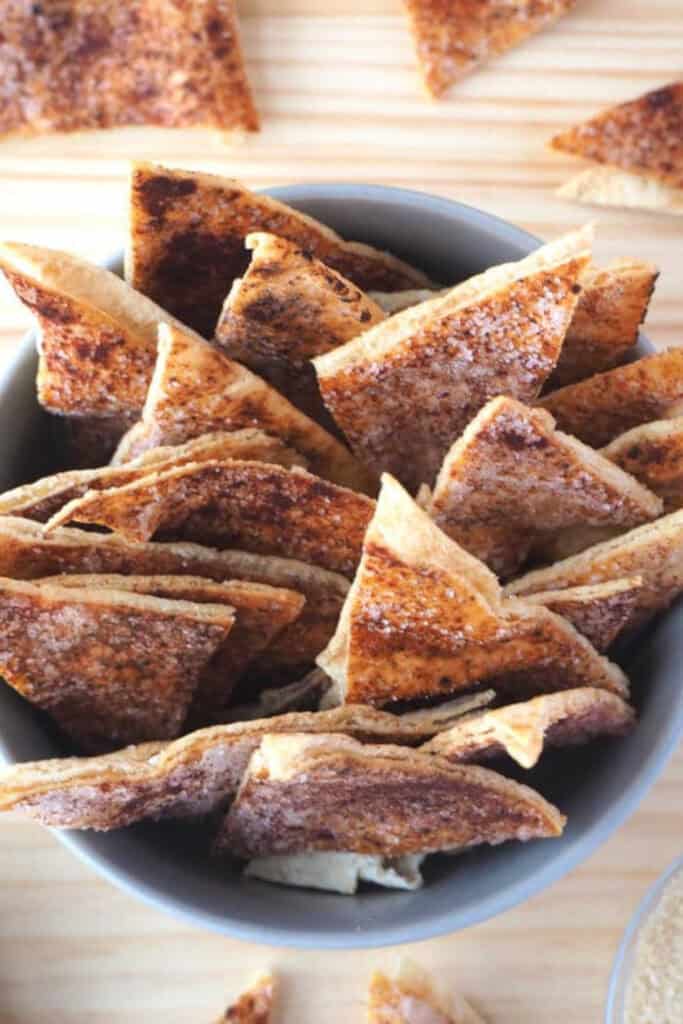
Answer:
xmin=0 ymin=1 xmax=681 ymax=1021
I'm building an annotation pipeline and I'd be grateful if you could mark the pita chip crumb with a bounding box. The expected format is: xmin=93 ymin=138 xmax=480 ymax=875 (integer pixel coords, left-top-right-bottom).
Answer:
xmin=368 ymin=962 xmax=486 ymax=1024
xmin=127 ymin=162 xmax=431 ymax=337
xmin=522 ymin=578 xmax=643 ymax=652
xmin=557 ymin=166 xmax=683 ymax=217
xmin=245 ymin=852 xmax=425 ymax=895
xmin=217 ymin=974 xmax=275 ymax=1024
xmin=314 ymin=227 xmax=592 ymax=492
xmin=602 ymin=419 xmax=683 ymax=513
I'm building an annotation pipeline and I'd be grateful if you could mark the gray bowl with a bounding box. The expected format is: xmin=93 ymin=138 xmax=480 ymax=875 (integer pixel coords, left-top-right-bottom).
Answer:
xmin=0 ymin=184 xmax=681 ymax=950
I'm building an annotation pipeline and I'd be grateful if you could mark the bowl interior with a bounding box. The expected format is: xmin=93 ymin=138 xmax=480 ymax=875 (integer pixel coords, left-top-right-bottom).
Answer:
xmin=0 ymin=184 xmax=681 ymax=950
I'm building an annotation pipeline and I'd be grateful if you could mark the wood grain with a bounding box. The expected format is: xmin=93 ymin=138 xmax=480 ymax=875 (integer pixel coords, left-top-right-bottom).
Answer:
xmin=0 ymin=0 xmax=681 ymax=1021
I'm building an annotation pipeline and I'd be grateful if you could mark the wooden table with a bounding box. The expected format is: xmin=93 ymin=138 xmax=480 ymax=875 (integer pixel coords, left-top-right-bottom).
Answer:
xmin=0 ymin=1 xmax=681 ymax=1020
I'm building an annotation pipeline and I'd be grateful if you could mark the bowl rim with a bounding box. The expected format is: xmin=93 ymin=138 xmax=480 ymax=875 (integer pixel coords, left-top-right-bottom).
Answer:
xmin=0 ymin=182 xmax=681 ymax=950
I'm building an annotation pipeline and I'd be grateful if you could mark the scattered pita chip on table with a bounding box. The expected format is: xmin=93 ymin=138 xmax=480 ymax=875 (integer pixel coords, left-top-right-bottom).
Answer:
xmin=245 ymin=851 xmax=425 ymax=895
xmin=215 ymin=733 xmax=565 ymax=858
xmin=523 ymin=578 xmax=643 ymax=652
xmin=602 ymin=419 xmax=683 ymax=512
xmin=216 ymin=974 xmax=275 ymax=1024
xmin=368 ymin=963 xmax=486 ymax=1024
xmin=557 ymin=166 xmax=683 ymax=217
xmin=127 ymin=162 xmax=431 ymax=337
xmin=314 ymin=227 xmax=592 ymax=492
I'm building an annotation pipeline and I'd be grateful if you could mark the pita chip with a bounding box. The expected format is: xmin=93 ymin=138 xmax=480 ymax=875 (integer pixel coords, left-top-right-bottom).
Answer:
xmin=0 ymin=0 xmax=257 ymax=139
xmin=426 ymin=397 xmax=661 ymax=577
xmin=318 ymin=474 xmax=628 ymax=708
xmin=557 ymin=166 xmax=683 ymax=217
xmin=314 ymin=227 xmax=592 ymax=492
xmin=403 ymin=0 xmax=576 ymax=97
xmin=113 ymin=323 xmax=376 ymax=493
xmin=548 ymin=259 xmax=659 ymax=388
xmin=215 ymin=732 xmax=565 ymax=858
xmin=522 ymin=578 xmax=643 ymax=652
xmin=602 ymin=419 xmax=683 ymax=512
xmin=368 ymin=963 xmax=486 ymax=1024
xmin=245 ymin=852 xmax=425 ymax=895
xmin=550 ymin=83 xmax=683 ymax=191
xmin=0 ymin=577 xmax=235 ymax=751
xmin=216 ymin=975 xmax=275 ymax=1024
xmin=423 ymin=688 xmax=635 ymax=770
xmin=0 ymin=704 xmax=494 ymax=830
xmin=539 ymin=349 xmax=683 ymax=448
xmin=127 ymin=162 xmax=431 ymax=337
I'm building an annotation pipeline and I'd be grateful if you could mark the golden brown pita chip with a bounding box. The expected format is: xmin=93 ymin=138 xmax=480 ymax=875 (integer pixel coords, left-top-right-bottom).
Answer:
xmin=0 ymin=577 xmax=234 ymax=751
xmin=368 ymin=963 xmax=486 ymax=1024
xmin=215 ymin=232 xmax=385 ymax=428
xmin=548 ymin=260 xmax=659 ymax=388
xmin=539 ymin=349 xmax=683 ymax=448
xmin=318 ymin=474 xmax=628 ymax=708
xmin=0 ymin=0 xmax=257 ymax=138
xmin=557 ymin=167 xmax=683 ymax=216
xmin=403 ymin=0 xmax=577 ymax=97
xmin=127 ymin=162 xmax=431 ymax=337
xmin=49 ymin=460 xmax=375 ymax=577
xmin=0 ymin=704 xmax=488 ymax=829
xmin=217 ymin=975 xmax=275 ymax=1024
xmin=550 ymin=83 xmax=683 ymax=190
xmin=426 ymin=397 xmax=661 ymax=577
xmin=41 ymin=574 xmax=304 ymax=723
xmin=0 ymin=516 xmax=349 ymax=677
xmin=114 ymin=323 xmax=376 ymax=493
xmin=522 ymin=578 xmax=643 ymax=652
xmin=422 ymin=688 xmax=635 ymax=769
xmin=314 ymin=228 xmax=592 ymax=492
xmin=602 ymin=419 xmax=683 ymax=512
xmin=216 ymin=733 xmax=565 ymax=858
xmin=506 ymin=509 xmax=683 ymax=630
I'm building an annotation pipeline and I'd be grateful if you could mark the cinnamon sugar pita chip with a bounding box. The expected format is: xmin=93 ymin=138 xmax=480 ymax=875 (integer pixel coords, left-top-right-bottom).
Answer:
xmin=127 ymin=162 xmax=431 ymax=337
xmin=368 ymin=963 xmax=486 ymax=1024
xmin=602 ymin=419 xmax=683 ymax=512
xmin=557 ymin=167 xmax=683 ymax=217
xmin=217 ymin=975 xmax=275 ymax=1024
xmin=523 ymin=578 xmax=643 ymax=652
xmin=314 ymin=227 xmax=592 ymax=492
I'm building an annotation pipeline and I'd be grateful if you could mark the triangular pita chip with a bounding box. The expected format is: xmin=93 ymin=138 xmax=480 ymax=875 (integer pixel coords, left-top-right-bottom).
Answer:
xmin=127 ymin=162 xmax=431 ymax=337
xmin=557 ymin=166 xmax=683 ymax=216
xmin=0 ymin=577 xmax=235 ymax=751
xmin=368 ymin=963 xmax=486 ymax=1024
xmin=550 ymin=83 xmax=683 ymax=190
xmin=113 ymin=323 xmax=376 ymax=493
xmin=216 ymin=975 xmax=275 ymax=1024
xmin=215 ymin=231 xmax=385 ymax=428
xmin=41 ymin=574 xmax=304 ymax=723
xmin=0 ymin=430 xmax=305 ymax=523
xmin=422 ymin=688 xmax=635 ymax=769
xmin=48 ymin=460 xmax=375 ymax=576
xmin=0 ymin=0 xmax=258 ymax=138
xmin=0 ymin=704 xmax=492 ymax=829
xmin=602 ymin=418 xmax=683 ymax=513
xmin=245 ymin=852 xmax=425 ymax=895
xmin=539 ymin=349 xmax=683 ymax=448
xmin=314 ymin=227 xmax=592 ymax=492
xmin=215 ymin=732 xmax=565 ymax=857
xmin=403 ymin=0 xmax=576 ymax=97
xmin=0 ymin=516 xmax=349 ymax=678
xmin=318 ymin=474 xmax=628 ymax=707
xmin=506 ymin=509 xmax=683 ymax=630
xmin=426 ymin=396 xmax=661 ymax=577
xmin=548 ymin=259 xmax=659 ymax=388
xmin=522 ymin=578 xmax=643 ymax=652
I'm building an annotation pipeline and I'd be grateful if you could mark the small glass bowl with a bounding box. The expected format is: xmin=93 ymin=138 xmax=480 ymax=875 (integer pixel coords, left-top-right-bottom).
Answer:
xmin=605 ymin=852 xmax=683 ymax=1023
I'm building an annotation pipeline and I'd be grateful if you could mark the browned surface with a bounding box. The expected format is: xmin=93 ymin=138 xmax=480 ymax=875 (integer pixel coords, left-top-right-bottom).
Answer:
xmin=219 ymin=976 xmax=274 ymax=1024
xmin=0 ymin=577 xmax=234 ymax=751
xmin=524 ymin=578 xmax=643 ymax=651
xmin=603 ymin=418 xmax=683 ymax=512
xmin=403 ymin=0 xmax=577 ymax=97
xmin=539 ymin=348 xmax=683 ymax=448
xmin=128 ymin=162 xmax=431 ymax=337
xmin=49 ymin=460 xmax=374 ymax=576
xmin=0 ymin=0 xmax=258 ymax=138
xmin=368 ymin=965 xmax=483 ymax=1024
xmin=550 ymin=82 xmax=683 ymax=189
xmin=216 ymin=733 xmax=564 ymax=857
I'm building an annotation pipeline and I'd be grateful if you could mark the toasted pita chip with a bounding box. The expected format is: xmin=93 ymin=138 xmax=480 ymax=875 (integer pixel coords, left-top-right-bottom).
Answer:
xmin=318 ymin=474 xmax=628 ymax=708
xmin=217 ymin=975 xmax=274 ymax=1024
xmin=539 ymin=349 xmax=683 ymax=448
xmin=548 ymin=260 xmax=659 ymax=388
xmin=245 ymin=852 xmax=425 ymax=895
xmin=602 ymin=419 xmax=683 ymax=512
xmin=369 ymin=289 xmax=441 ymax=315
xmin=0 ymin=0 xmax=257 ymax=138
xmin=0 ymin=517 xmax=349 ymax=677
xmin=113 ymin=323 xmax=375 ymax=493
xmin=557 ymin=166 xmax=683 ymax=216
xmin=426 ymin=397 xmax=661 ymax=577
xmin=314 ymin=228 xmax=592 ymax=492
xmin=0 ymin=577 xmax=235 ymax=751
xmin=423 ymin=688 xmax=635 ymax=769
xmin=49 ymin=460 xmax=375 ymax=576
xmin=215 ymin=232 xmax=385 ymax=428
xmin=216 ymin=733 xmax=565 ymax=858
xmin=523 ymin=579 xmax=643 ymax=652
xmin=41 ymin=574 xmax=304 ymax=722
xmin=0 ymin=704 xmax=493 ymax=829
xmin=0 ymin=430 xmax=304 ymax=523
xmin=127 ymin=163 xmax=431 ymax=337
xmin=550 ymin=83 xmax=683 ymax=190
xmin=369 ymin=963 xmax=486 ymax=1024
xmin=506 ymin=509 xmax=683 ymax=630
